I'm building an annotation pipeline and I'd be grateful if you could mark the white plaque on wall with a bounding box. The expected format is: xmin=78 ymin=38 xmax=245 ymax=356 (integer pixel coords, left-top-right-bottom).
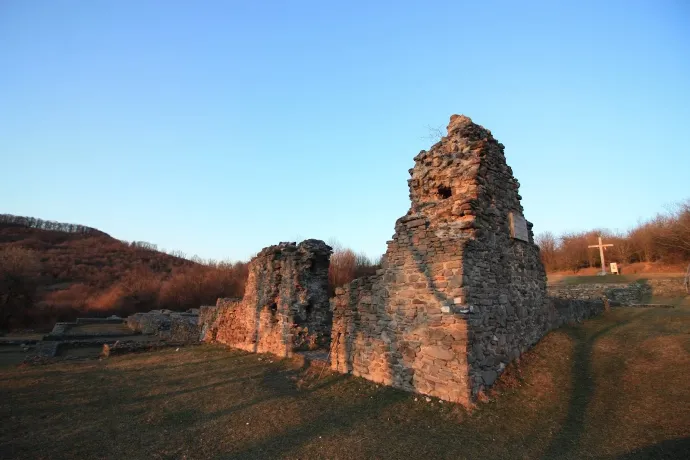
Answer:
xmin=509 ymin=212 xmax=529 ymax=242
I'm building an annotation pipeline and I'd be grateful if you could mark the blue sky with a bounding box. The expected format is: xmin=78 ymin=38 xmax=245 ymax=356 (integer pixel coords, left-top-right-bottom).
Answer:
xmin=1 ymin=1 xmax=688 ymax=261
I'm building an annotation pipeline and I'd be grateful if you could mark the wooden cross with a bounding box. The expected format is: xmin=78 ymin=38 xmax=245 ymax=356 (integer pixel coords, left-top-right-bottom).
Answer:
xmin=588 ymin=236 xmax=614 ymax=275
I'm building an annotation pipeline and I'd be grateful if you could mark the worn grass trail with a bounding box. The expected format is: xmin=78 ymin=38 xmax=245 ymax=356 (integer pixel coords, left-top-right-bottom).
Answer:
xmin=2 ymin=306 xmax=689 ymax=459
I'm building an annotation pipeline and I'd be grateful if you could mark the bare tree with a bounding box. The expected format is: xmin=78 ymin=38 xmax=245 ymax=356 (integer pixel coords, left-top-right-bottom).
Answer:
xmin=0 ymin=247 xmax=41 ymax=329
xmin=329 ymin=248 xmax=357 ymax=289
xmin=535 ymin=231 xmax=558 ymax=271
xmin=656 ymin=200 xmax=690 ymax=255
xmin=0 ymin=213 xmax=103 ymax=236
xmin=611 ymin=231 xmax=634 ymax=263
xmin=423 ymin=125 xmax=445 ymax=144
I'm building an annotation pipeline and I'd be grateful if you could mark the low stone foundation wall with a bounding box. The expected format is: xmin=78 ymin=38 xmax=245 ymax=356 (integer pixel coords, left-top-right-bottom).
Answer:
xmin=548 ymin=283 xmax=647 ymax=305
xmin=75 ymin=317 xmax=124 ymax=325
xmin=126 ymin=309 xmax=200 ymax=342
xmin=168 ymin=316 xmax=201 ymax=342
xmin=548 ymin=278 xmax=687 ymax=306
xmin=102 ymin=340 xmax=192 ymax=357
xmin=126 ymin=313 xmax=170 ymax=335
xmin=45 ymin=321 xmax=132 ymax=340
xmin=48 ymin=323 xmax=70 ymax=336
xmin=547 ymin=297 xmax=606 ymax=329
xmin=647 ymin=278 xmax=687 ymax=297
xmin=33 ymin=309 xmax=201 ymax=362
xmin=198 ymin=303 xmax=224 ymax=342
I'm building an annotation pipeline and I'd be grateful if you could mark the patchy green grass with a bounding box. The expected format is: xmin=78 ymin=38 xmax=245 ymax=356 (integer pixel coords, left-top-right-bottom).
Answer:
xmin=647 ymin=296 xmax=690 ymax=307
xmin=551 ymin=274 xmax=644 ymax=285
xmin=548 ymin=273 xmax=685 ymax=286
xmin=2 ymin=306 xmax=689 ymax=459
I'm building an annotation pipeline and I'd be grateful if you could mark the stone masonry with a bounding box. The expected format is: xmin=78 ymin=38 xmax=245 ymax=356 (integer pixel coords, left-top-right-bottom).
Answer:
xmin=331 ymin=115 xmax=550 ymax=404
xmin=548 ymin=277 xmax=688 ymax=308
xmin=126 ymin=309 xmax=200 ymax=341
xmin=201 ymin=240 xmax=332 ymax=357
xmin=548 ymin=283 xmax=650 ymax=306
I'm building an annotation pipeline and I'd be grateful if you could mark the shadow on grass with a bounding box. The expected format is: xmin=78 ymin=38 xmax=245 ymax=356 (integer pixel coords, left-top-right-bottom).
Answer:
xmin=145 ymin=365 xmax=351 ymax=448
xmin=542 ymin=318 xmax=633 ymax=459
xmin=126 ymin=356 xmax=341 ymax=410
xmin=118 ymin=352 xmax=248 ymax=373
xmin=131 ymin=373 xmax=265 ymax=403
xmin=615 ymin=437 xmax=690 ymax=459
xmin=195 ymin=372 xmax=350 ymax=427
xmin=222 ymin=386 xmax=409 ymax=459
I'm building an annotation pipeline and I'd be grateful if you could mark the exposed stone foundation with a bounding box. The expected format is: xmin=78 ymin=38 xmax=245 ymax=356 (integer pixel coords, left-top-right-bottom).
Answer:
xmin=126 ymin=309 xmax=200 ymax=341
xmin=547 ymin=297 xmax=606 ymax=329
xmin=331 ymin=115 xmax=550 ymax=404
xmin=548 ymin=278 xmax=688 ymax=306
xmin=648 ymin=277 xmax=688 ymax=297
xmin=201 ymin=240 xmax=332 ymax=357
xmin=548 ymin=283 xmax=648 ymax=305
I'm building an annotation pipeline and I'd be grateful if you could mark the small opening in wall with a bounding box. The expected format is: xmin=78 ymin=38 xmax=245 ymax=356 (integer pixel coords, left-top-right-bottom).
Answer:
xmin=305 ymin=301 xmax=313 ymax=316
xmin=438 ymin=185 xmax=452 ymax=199
xmin=269 ymin=303 xmax=278 ymax=315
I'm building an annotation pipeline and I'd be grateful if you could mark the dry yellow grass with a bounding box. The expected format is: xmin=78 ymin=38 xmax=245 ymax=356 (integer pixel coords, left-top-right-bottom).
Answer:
xmin=1 ymin=305 xmax=689 ymax=459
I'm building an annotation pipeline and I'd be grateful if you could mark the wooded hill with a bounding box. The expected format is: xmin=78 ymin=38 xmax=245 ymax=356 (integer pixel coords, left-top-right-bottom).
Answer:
xmin=0 ymin=215 xmax=247 ymax=331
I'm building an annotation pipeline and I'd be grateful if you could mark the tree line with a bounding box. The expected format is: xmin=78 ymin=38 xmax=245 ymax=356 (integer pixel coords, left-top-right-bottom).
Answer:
xmin=536 ymin=200 xmax=690 ymax=272
xmin=5 ymin=198 xmax=686 ymax=330
xmin=0 ymin=230 xmax=381 ymax=330
xmin=0 ymin=214 xmax=106 ymax=236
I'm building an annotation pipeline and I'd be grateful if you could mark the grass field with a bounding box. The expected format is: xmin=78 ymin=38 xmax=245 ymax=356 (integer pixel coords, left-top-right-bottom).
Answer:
xmin=2 ymin=306 xmax=689 ymax=459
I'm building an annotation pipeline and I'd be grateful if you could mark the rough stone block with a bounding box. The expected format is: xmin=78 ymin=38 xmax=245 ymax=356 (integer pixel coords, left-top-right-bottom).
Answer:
xmin=330 ymin=114 xmax=554 ymax=405
xmin=201 ymin=240 xmax=332 ymax=357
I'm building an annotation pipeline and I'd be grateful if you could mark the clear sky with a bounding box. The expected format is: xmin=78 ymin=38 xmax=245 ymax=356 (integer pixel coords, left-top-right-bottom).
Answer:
xmin=1 ymin=1 xmax=688 ymax=261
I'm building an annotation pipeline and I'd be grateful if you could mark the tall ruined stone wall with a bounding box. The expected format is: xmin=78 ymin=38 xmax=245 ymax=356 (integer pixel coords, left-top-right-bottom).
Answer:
xmin=202 ymin=240 xmax=332 ymax=357
xmin=331 ymin=115 xmax=549 ymax=404
xmin=445 ymin=118 xmax=549 ymax=393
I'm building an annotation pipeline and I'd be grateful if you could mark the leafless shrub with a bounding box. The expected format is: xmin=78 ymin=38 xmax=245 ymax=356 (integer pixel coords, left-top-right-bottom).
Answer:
xmin=536 ymin=198 xmax=690 ymax=271
xmin=423 ymin=125 xmax=445 ymax=143
xmin=328 ymin=240 xmax=381 ymax=294
xmin=535 ymin=232 xmax=557 ymax=271
xmin=0 ymin=213 xmax=104 ymax=235
xmin=0 ymin=247 xmax=41 ymax=329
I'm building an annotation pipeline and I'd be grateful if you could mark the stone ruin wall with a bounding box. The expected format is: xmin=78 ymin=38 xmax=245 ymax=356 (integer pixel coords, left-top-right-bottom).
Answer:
xmin=549 ymin=278 xmax=688 ymax=304
xmin=548 ymin=297 xmax=606 ymax=329
xmin=331 ymin=115 xmax=551 ymax=404
xmin=126 ymin=309 xmax=201 ymax=342
xmin=188 ymin=114 xmax=653 ymax=405
xmin=549 ymin=283 xmax=648 ymax=306
xmin=201 ymin=240 xmax=332 ymax=357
